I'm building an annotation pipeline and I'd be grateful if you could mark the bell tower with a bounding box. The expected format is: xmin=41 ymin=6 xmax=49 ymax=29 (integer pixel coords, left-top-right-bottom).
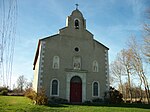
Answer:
xmin=66 ymin=4 xmax=86 ymax=30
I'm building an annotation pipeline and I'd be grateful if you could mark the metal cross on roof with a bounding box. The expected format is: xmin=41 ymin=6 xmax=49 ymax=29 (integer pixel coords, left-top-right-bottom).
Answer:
xmin=75 ymin=4 xmax=79 ymax=9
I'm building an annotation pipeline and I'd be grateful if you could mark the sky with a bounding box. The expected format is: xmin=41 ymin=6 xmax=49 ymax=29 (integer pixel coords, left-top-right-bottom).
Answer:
xmin=2 ymin=0 xmax=150 ymax=88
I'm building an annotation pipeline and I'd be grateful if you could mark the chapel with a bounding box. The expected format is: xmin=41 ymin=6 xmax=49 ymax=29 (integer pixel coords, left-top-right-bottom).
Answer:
xmin=33 ymin=6 xmax=109 ymax=103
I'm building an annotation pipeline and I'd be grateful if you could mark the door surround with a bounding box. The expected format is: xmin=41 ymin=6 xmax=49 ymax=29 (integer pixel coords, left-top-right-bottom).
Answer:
xmin=66 ymin=72 xmax=86 ymax=102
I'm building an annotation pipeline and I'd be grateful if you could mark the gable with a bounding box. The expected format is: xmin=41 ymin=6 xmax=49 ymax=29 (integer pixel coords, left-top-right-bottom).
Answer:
xmin=33 ymin=34 xmax=59 ymax=70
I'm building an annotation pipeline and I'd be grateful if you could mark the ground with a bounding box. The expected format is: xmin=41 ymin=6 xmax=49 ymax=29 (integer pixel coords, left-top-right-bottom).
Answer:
xmin=0 ymin=96 xmax=150 ymax=112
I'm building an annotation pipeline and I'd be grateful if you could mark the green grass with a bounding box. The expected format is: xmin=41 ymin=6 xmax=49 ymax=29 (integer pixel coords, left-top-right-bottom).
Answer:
xmin=0 ymin=96 xmax=150 ymax=112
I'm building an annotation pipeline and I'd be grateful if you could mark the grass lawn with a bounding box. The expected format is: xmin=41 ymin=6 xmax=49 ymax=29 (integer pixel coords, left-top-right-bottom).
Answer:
xmin=0 ymin=96 xmax=150 ymax=112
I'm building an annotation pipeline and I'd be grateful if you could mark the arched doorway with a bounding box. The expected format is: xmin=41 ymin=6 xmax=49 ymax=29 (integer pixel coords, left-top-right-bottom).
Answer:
xmin=70 ymin=76 xmax=82 ymax=103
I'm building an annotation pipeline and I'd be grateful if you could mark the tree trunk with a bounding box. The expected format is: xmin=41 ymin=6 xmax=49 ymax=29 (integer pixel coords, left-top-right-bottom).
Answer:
xmin=142 ymin=74 xmax=150 ymax=104
xmin=139 ymin=75 xmax=143 ymax=100
xmin=119 ymin=76 xmax=123 ymax=94
xmin=127 ymin=69 xmax=132 ymax=103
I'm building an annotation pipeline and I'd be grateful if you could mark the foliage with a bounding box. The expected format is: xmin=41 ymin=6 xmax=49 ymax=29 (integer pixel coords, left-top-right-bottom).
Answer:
xmin=83 ymin=98 xmax=103 ymax=105
xmin=0 ymin=89 xmax=8 ymax=96
xmin=0 ymin=87 xmax=9 ymax=95
xmin=0 ymin=87 xmax=8 ymax=92
xmin=92 ymin=98 xmax=103 ymax=103
xmin=25 ymin=88 xmax=48 ymax=105
xmin=24 ymin=88 xmax=36 ymax=100
xmin=35 ymin=89 xmax=48 ymax=105
xmin=49 ymin=97 xmax=68 ymax=104
xmin=105 ymin=87 xmax=123 ymax=104
xmin=83 ymin=100 xmax=92 ymax=104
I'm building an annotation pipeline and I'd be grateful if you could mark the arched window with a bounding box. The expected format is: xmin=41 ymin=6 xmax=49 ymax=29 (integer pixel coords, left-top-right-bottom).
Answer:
xmin=93 ymin=60 xmax=99 ymax=72
xmin=92 ymin=81 xmax=99 ymax=97
xmin=52 ymin=56 xmax=59 ymax=69
xmin=73 ymin=56 xmax=81 ymax=70
xmin=51 ymin=79 xmax=59 ymax=96
xmin=75 ymin=19 xmax=79 ymax=29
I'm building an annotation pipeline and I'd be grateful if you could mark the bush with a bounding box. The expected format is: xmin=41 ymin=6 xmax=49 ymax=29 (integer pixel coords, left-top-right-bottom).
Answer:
xmin=83 ymin=100 xmax=92 ymax=104
xmin=49 ymin=97 xmax=68 ymax=104
xmin=35 ymin=89 xmax=48 ymax=105
xmin=0 ymin=89 xmax=8 ymax=95
xmin=0 ymin=87 xmax=7 ymax=92
xmin=92 ymin=98 xmax=103 ymax=103
xmin=0 ymin=87 xmax=9 ymax=95
xmin=25 ymin=88 xmax=48 ymax=105
xmin=24 ymin=88 xmax=36 ymax=100
xmin=104 ymin=86 xmax=123 ymax=104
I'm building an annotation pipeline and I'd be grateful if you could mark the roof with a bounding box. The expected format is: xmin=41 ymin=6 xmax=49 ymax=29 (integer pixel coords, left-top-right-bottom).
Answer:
xmin=40 ymin=34 xmax=59 ymax=41
xmin=33 ymin=40 xmax=40 ymax=70
xmin=71 ymin=9 xmax=83 ymax=18
xmin=94 ymin=39 xmax=109 ymax=50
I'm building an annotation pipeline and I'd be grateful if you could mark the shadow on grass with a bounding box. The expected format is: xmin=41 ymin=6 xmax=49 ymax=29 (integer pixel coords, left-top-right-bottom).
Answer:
xmin=46 ymin=103 xmax=69 ymax=108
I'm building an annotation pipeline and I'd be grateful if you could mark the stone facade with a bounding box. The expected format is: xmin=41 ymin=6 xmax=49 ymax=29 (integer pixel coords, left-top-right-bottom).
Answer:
xmin=33 ymin=8 xmax=109 ymax=103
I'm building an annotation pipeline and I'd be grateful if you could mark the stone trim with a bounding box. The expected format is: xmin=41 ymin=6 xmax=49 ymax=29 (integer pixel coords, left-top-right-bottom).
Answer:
xmin=38 ymin=41 xmax=46 ymax=89
xmin=66 ymin=72 xmax=86 ymax=102
xmin=50 ymin=78 xmax=60 ymax=97
xmin=105 ymin=50 xmax=109 ymax=91
xmin=92 ymin=81 xmax=100 ymax=97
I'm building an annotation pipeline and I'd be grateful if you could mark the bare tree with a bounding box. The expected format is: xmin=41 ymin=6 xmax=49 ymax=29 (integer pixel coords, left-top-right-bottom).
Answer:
xmin=17 ymin=75 xmax=27 ymax=92
xmin=143 ymin=9 xmax=150 ymax=63
xmin=143 ymin=24 xmax=150 ymax=63
xmin=110 ymin=49 xmax=134 ymax=102
xmin=127 ymin=36 xmax=150 ymax=103
xmin=127 ymin=37 xmax=143 ymax=100
xmin=25 ymin=80 xmax=32 ymax=89
xmin=119 ymin=49 xmax=133 ymax=103
xmin=110 ymin=54 xmax=125 ymax=94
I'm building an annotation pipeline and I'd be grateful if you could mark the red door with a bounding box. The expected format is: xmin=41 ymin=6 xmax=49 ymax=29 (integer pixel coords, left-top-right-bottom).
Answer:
xmin=70 ymin=76 xmax=82 ymax=103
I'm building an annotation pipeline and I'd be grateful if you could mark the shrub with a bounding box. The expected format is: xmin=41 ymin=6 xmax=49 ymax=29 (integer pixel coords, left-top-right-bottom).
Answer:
xmin=25 ymin=88 xmax=48 ymax=105
xmin=24 ymin=88 xmax=36 ymax=100
xmin=49 ymin=97 xmax=68 ymax=104
xmin=92 ymin=98 xmax=103 ymax=103
xmin=104 ymin=86 xmax=123 ymax=104
xmin=0 ymin=87 xmax=8 ymax=92
xmin=0 ymin=87 xmax=9 ymax=95
xmin=0 ymin=89 xmax=8 ymax=95
xmin=83 ymin=100 xmax=92 ymax=104
xmin=34 ymin=89 xmax=48 ymax=105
